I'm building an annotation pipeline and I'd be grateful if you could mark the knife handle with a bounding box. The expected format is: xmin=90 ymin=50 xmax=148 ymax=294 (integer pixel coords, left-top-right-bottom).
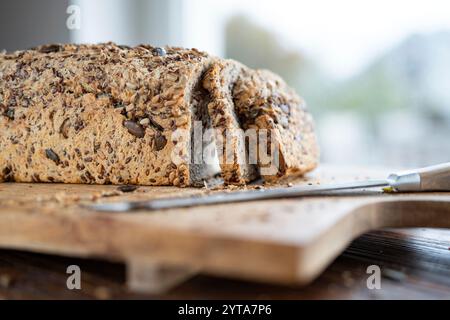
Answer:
xmin=388 ymin=162 xmax=450 ymax=192
xmin=415 ymin=162 xmax=450 ymax=191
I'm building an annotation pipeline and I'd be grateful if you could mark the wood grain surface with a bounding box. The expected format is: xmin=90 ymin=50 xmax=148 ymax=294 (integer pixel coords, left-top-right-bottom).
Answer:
xmin=0 ymin=165 xmax=449 ymax=294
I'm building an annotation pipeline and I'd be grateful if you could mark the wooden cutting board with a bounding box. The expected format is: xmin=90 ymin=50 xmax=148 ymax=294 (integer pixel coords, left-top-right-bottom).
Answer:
xmin=0 ymin=165 xmax=449 ymax=293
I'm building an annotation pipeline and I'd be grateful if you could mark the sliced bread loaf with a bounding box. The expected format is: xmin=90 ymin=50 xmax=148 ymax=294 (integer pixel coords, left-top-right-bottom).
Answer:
xmin=0 ymin=43 xmax=318 ymax=186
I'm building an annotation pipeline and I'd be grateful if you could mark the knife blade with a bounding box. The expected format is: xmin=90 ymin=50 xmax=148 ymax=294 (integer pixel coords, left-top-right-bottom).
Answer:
xmin=87 ymin=162 xmax=450 ymax=212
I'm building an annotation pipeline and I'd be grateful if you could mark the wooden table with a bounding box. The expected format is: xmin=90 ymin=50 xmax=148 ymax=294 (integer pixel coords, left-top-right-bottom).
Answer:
xmin=1 ymin=228 xmax=449 ymax=299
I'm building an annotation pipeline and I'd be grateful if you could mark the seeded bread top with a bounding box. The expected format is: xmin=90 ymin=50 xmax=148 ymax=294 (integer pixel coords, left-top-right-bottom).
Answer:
xmin=0 ymin=42 xmax=210 ymax=131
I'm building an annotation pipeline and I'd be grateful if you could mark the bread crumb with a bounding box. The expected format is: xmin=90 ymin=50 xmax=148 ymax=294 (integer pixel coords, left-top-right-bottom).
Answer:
xmin=94 ymin=286 xmax=112 ymax=300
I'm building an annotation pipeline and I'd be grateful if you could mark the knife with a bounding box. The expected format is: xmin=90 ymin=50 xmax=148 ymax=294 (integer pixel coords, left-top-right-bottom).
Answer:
xmin=88 ymin=162 xmax=450 ymax=212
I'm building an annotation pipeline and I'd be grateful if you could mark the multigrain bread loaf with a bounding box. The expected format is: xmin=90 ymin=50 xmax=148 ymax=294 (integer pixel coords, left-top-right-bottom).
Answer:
xmin=0 ymin=43 xmax=319 ymax=187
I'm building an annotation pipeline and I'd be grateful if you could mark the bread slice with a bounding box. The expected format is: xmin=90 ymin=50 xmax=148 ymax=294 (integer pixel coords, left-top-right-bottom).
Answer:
xmin=0 ymin=43 xmax=318 ymax=187
xmin=203 ymin=59 xmax=318 ymax=183
xmin=231 ymin=66 xmax=319 ymax=181
xmin=202 ymin=60 xmax=258 ymax=185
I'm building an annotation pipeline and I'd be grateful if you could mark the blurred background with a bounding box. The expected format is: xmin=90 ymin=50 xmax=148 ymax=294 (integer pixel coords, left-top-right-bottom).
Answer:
xmin=1 ymin=0 xmax=449 ymax=168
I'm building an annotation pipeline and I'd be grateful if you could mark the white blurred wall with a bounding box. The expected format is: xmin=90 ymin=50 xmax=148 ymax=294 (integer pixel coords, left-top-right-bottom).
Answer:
xmin=70 ymin=0 xmax=184 ymax=47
